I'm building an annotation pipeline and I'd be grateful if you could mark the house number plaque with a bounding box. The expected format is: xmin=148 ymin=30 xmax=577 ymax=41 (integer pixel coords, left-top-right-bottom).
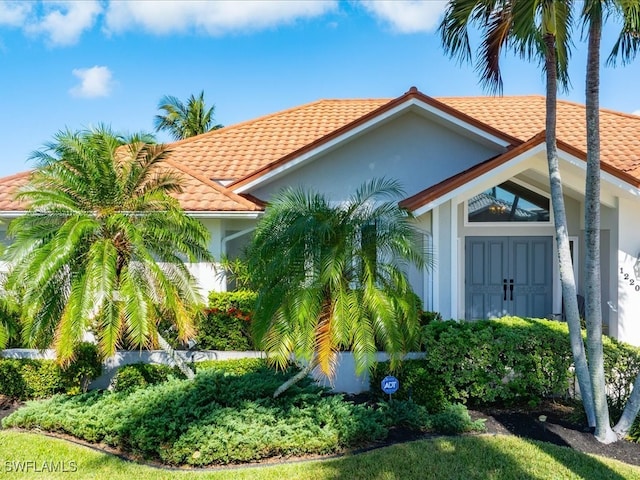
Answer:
xmin=620 ymin=253 xmax=640 ymax=292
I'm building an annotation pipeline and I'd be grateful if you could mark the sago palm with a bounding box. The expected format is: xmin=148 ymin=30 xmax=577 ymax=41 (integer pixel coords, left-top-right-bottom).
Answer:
xmin=2 ymin=127 xmax=212 ymax=372
xmin=246 ymin=178 xmax=427 ymax=397
xmin=154 ymin=91 xmax=223 ymax=140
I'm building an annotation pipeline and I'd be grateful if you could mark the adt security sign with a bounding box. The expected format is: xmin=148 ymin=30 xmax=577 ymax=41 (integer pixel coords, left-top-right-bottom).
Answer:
xmin=381 ymin=375 xmax=399 ymax=395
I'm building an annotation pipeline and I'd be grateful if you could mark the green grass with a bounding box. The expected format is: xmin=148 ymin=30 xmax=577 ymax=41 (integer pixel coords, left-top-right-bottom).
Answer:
xmin=1 ymin=430 xmax=638 ymax=480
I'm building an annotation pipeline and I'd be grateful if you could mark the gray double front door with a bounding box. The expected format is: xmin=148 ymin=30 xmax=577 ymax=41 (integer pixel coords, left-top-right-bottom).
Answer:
xmin=465 ymin=236 xmax=553 ymax=320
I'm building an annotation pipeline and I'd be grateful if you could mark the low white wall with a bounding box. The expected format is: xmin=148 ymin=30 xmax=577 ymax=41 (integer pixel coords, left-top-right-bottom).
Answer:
xmin=1 ymin=349 xmax=425 ymax=394
xmin=311 ymin=352 xmax=426 ymax=394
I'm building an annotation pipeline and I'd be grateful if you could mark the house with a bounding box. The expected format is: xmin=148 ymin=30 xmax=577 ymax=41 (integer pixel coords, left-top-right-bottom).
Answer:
xmin=2 ymin=86 xmax=640 ymax=347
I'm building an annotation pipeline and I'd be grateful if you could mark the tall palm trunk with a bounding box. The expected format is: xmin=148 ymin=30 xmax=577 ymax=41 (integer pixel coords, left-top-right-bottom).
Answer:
xmin=584 ymin=11 xmax=617 ymax=444
xmin=543 ymin=33 xmax=596 ymax=428
xmin=614 ymin=374 xmax=640 ymax=437
xmin=273 ymin=358 xmax=316 ymax=398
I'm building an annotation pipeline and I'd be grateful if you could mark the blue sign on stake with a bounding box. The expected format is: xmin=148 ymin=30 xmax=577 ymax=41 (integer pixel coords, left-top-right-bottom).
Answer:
xmin=381 ymin=375 xmax=399 ymax=395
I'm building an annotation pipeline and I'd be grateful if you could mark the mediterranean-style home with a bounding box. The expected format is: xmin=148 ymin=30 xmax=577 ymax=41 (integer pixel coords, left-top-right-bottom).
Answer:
xmin=2 ymin=87 xmax=640 ymax=346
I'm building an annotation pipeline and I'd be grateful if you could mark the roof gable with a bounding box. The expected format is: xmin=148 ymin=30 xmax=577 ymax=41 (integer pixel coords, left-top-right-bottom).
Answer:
xmin=401 ymin=130 xmax=640 ymax=215
xmin=230 ymin=87 xmax=522 ymax=192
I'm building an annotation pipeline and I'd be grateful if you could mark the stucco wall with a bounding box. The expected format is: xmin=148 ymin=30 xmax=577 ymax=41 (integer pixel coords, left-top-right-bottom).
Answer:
xmin=251 ymin=111 xmax=502 ymax=202
xmin=616 ymin=197 xmax=640 ymax=346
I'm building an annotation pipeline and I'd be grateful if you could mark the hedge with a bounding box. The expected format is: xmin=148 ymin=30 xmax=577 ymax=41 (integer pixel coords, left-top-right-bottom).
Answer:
xmin=0 ymin=342 xmax=102 ymax=400
xmin=195 ymin=290 xmax=257 ymax=350
xmin=372 ymin=317 xmax=640 ymax=412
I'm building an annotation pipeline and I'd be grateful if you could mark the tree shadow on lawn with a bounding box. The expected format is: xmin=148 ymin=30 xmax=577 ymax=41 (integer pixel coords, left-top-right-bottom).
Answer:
xmin=313 ymin=435 xmax=631 ymax=480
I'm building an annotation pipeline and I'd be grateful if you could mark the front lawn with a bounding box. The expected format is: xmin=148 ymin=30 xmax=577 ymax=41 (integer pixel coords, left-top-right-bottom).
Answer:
xmin=1 ymin=430 xmax=638 ymax=479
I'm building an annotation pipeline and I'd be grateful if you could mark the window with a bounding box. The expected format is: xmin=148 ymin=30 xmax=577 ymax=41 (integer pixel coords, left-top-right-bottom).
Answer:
xmin=467 ymin=181 xmax=550 ymax=223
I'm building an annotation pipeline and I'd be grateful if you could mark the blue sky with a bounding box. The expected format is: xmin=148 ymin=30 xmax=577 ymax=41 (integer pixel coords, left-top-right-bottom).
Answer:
xmin=2 ymin=0 xmax=640 ymax=179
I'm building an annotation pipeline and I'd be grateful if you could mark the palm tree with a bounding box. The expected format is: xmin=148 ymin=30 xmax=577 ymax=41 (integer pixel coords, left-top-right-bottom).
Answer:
xmin=246 ymin=178 xmax=428 ymax=397
xmin=0 ymin=271 xmax=19 ymax=349
xmin=439 ymin=0 xmax=597 ymax=429
xmin=582 ymin=0 xmax=640 ymax=439
xmin=2 ymin=127 xmax=213 ymax=377
xmin=154 ymin=91 xmax=223 ymax=140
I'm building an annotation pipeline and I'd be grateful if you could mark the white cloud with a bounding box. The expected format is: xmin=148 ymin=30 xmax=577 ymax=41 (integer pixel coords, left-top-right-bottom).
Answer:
xmin=0 ymin=1 xmax=32 ymax=26
xmin=360 ymin=0 xmax=447 ymax=34
xmin=104 ymin=0 xmax=337 ymax=36
xmin=24 ymin=1 xmax=102 ymax=46
xmin=69 ymin=66 xmax=114 ymax=98
xmin=633 ymin=110 xmax=640 ymax=116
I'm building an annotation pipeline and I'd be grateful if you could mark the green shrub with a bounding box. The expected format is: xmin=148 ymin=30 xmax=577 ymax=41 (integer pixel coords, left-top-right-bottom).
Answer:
xmin=0 ymin=360 xmax=27 ymax=399
xmin=377 ymin=399 xmax=432 ymax=431
xmin=419 ymin=310 xmax=442 ymax=326
xmin=208 ymin=290 xmax=257 ymax=312
xmin=194 ymin=357 xmax=267 ymax=375
xmin=195 ymin=290 xmax=257 ymax=350
xmin=373 ymin=317 xmax=640 ymax=415
xmin=429 ymin=403 xmax=486 ymax=434
xmin=0 ymin=343 xmax=103 ymax=400
xmin=372 ymin=318 xmax=576 ymax=408
xmin=61 ymin=342 xmax=103 ymax=394
xmin=422 ymin=318 xmax=574 ymax=405
xmin=21 ymin=361 xmax=64 ymax=399
xmin=370 ymin=361 xmax=448 ymax=413
xmin=111 ymin=358 xmax=267 ymax=392
xmin=3 ymin=368 xmax=394 ymax=467
xmin=111 ymin=363 xmax=182 ymax=392
xmin=601 ymin=336 xmax=640 ymax=417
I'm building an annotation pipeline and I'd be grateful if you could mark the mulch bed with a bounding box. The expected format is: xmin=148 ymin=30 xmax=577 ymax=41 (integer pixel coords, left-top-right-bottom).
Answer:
xmin=0 ymin=395 xmax=21 ymax=422
xmin=471 ymin=401 xmax=640 ymax=467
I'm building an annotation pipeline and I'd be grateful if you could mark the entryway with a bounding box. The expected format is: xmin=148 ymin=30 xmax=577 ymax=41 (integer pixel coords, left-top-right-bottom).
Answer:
xmin=465 ymin=236 xmax=553 ymax=320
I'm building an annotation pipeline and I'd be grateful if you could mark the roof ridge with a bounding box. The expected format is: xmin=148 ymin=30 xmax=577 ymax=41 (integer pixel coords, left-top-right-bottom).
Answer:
xmin=598 ymin=106 xmax=640 ymax=121
xmin=162 ymin=157 xmax=260 ymax=210
xmin=437 ymin=94 xmax=546 ymax=100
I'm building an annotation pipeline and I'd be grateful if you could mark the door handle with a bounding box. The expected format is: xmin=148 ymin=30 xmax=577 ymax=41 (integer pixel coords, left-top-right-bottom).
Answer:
xmin=509 ymin=279 xmax=514 ymax=301
xmin=503 ymin=279 xmax=507 ymax=301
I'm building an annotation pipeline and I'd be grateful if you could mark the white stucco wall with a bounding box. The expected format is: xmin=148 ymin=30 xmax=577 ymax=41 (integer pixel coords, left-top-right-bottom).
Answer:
xmin=435 ymin=201 xmax=454 ymax=319
xmin=616 ymin=197 xmax=640 ymax=346
xmin=190 ymin=217 xmax=259 ymax=295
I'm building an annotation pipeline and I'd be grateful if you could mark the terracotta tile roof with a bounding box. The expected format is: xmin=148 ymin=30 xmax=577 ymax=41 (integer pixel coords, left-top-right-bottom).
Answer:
xmin=439 ymin=95 xmax=640 ymax=177
xmin=160 ymin=92 xmax=640 ymax=192
xmin=0 ymin=171 xmax=31 ymax=212
xmin=3 ymin=90 xmax=640 ymax=213
xmin=229 ymin=89 xmax=522 ymax=191
xmin=166 ymin=99 xmax=389 ymax=182
xmin=162 ymin=159 xmax=261 ymax=212
xmin=0 ymin=162 xmax=261 ymax=214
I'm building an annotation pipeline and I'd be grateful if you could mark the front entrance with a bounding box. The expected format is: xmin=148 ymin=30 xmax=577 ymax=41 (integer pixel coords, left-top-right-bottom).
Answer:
xmin=465 ymin=236 xmax=553 ymax=320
